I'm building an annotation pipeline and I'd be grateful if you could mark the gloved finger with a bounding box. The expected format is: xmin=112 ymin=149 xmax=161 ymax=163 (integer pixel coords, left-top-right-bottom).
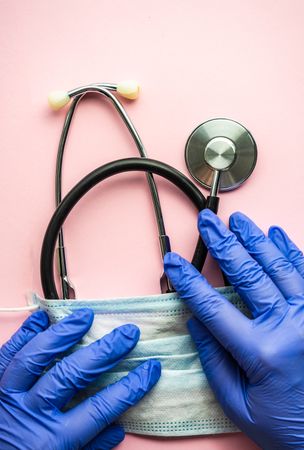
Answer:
xmin=0 ymin=310 xmax=49 ymax=379
xmin=1 ymin=308 xmax=94 ymax=392
xmin=30 ymin=323 xmax=140 ymax=409
xmin=83 ymin=425 xmax=125 ymax=450
xmin=65 ymin=359 xmax=161 ymax=447
xmin=269 ymin=226 xmax=304 ymax=279
xmin=164 ymin=252 xmax=252 ymax=368
xmin=187 ymin=317 xmax=248 ymax=426
xmin=230 ymin=212 xmax=304 ymax=299
xmin=198 ymin=209 xmax=287 ymax=318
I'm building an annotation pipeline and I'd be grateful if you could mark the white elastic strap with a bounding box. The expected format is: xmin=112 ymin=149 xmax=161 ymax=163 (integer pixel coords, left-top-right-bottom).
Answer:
xmin=0 ymin=292 xmax=39 ymax=312
xmin=0 ymin=305 xmax=39 ymax=312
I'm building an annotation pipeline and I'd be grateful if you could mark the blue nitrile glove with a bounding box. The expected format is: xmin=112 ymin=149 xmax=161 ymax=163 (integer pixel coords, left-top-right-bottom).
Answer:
xmin=0 ymin=308 xmax=161 ymax=450
xmin=164 ymin=209 xmax=304 ymax=450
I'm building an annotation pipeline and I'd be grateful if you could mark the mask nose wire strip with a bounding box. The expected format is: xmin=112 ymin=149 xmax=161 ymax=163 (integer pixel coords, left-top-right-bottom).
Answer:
xmin=56 ymin=86 xmax=170 ymax=298
xmin=42 ymin=157 xmax=207 ymax=300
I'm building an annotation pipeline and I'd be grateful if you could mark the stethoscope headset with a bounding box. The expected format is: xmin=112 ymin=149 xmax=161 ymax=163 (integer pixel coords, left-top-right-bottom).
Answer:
xmin=41 ymin=81 xmax=257 ymax=300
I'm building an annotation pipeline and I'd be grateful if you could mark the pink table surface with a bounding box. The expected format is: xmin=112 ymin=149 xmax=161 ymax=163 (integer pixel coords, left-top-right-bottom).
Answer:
xmin=1 ymin=0 xmax=304 ymax=449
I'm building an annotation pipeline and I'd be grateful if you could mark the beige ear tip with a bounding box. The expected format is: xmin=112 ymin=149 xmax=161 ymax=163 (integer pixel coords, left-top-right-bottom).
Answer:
xmin=117 ymin=80 xmax=140 ymax=100
xmin=48 ymin=90 xmax=70 ymax=110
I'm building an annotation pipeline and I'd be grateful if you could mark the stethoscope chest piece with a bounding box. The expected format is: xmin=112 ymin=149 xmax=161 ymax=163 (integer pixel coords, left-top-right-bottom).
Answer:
xmin=185 ymin=118 xmax=257 ymax=191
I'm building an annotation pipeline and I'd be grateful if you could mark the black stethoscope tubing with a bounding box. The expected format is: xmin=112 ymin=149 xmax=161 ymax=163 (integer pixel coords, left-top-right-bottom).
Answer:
xmin=41 ymin=157 xmax=208 ymax=299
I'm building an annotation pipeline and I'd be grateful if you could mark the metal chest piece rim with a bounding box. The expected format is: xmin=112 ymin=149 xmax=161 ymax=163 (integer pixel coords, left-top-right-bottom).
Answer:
xmin=185 ymin=118 xmax=257 ymax=192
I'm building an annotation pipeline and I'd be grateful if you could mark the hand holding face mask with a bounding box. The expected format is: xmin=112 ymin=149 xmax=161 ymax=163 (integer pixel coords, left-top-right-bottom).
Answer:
xmin=0 ymin=309 xmax=160 ymax=449
xmin=2 ymin=209 xmax=304 ymax=450
xmin=164 ymin=210 xmax=304 ymax=450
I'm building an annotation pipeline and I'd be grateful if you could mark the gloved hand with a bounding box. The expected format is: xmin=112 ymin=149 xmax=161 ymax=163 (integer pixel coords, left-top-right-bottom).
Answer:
xmin=164 ymin=209 xmax=304 ymax=450
xmin=0 ymin=308 xmax=160 ymax=450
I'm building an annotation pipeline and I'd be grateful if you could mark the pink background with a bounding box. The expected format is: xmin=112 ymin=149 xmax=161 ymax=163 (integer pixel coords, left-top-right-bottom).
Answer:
xmin=1 ymin=0 xmax=304 ymax=448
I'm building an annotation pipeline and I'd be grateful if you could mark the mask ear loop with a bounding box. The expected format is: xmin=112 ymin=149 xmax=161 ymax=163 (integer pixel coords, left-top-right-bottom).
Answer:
xmin=55 ymin=86 xmax=171 ymax=298
xmin=41 ymin=157 xmax=207 ymax=300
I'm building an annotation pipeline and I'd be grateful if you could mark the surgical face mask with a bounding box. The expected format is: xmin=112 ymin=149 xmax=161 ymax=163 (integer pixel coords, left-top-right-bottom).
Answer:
xmin=31 ymin=286 xmax=249 ymax=437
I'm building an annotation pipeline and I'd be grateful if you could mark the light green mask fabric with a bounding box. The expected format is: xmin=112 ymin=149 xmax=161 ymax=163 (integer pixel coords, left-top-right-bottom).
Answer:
xmin=31 ymin=287 xmax=249 ymax=437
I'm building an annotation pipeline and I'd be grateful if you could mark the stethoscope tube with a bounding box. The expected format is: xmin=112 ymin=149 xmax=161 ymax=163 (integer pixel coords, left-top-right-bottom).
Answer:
xmin=56 ymin=85 xmax=171 ymax=298
xmin=42 ymin=157 xmax=207 ymax=299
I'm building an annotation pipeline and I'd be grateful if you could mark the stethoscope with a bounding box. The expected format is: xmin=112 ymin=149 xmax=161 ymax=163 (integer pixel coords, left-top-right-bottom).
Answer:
xmin=41 ymin=81 xmax=257 ymax=300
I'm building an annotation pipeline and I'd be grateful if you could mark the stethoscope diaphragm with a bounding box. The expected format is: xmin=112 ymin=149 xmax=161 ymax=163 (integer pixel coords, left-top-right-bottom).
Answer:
xmin=185 ymin=118 xmax=257 ymax=192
